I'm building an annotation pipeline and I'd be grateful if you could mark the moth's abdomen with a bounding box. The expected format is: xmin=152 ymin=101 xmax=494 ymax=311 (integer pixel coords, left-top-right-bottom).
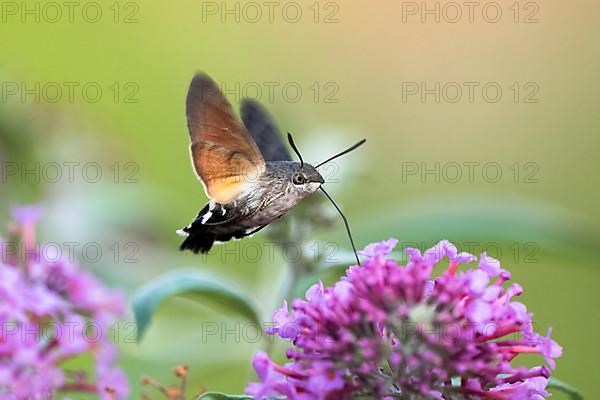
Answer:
xmin=178 ymin=219 xmax=257 ymax=254
xmin=178 ymin=200 xmax=262 ymax=254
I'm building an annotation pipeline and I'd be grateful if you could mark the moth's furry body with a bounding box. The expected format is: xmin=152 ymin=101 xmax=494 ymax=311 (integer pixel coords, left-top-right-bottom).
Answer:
xmin=179 ymin=161 xmax=323 ymax=253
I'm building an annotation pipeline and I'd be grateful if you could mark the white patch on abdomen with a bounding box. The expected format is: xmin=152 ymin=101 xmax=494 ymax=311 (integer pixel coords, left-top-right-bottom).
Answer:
xmin=201 ymin=210 xmax=213 ymax=224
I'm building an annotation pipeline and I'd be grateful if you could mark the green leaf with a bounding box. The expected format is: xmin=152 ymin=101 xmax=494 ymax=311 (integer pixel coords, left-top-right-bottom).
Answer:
xmin=131 ymin=269 xmax=261 ymax=340
xmin=547 ymin=377 xmax=584 ymax=399
xmin=195 ymin=393 xmax=253 ymax=400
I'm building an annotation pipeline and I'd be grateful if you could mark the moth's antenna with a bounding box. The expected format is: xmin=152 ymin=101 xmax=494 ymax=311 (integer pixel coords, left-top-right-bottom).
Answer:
xmin=320 ymin=187 xmax=361 ymax=266
xmin=315 ymin=139 xmax=366 ymax=168
xmin=287 ymin=132 xmax=304 ymax=167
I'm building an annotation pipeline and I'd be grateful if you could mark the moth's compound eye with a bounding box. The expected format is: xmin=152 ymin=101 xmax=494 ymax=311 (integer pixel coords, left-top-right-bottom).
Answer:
xmin=292 ymin=173 xmax=306 ymax=185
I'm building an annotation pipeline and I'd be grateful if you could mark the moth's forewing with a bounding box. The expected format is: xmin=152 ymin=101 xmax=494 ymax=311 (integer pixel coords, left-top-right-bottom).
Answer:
xmin=186 ymin=74 xmax=266 ymax=204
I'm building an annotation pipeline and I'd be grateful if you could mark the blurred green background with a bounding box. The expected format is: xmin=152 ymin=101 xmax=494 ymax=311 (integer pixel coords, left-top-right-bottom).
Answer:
xmin=1 ymin=0 xmax=598 ymax=398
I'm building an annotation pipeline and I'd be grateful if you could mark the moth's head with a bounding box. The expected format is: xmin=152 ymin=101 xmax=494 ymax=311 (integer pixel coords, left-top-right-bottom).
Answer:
xmin=289 ymin=163 xmax=324 ymax=194
xmin=285 ymin=132 xmax=364 ymax=196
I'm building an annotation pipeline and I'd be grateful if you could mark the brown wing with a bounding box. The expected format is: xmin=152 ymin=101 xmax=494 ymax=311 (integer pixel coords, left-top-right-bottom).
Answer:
xmin=186 ymin=73 xmax=266 ymax=204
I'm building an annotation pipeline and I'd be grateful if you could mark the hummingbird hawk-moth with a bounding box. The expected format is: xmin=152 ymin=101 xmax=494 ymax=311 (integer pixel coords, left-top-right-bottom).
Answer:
xmin=177 ymin=73 xmax=365 ymax=263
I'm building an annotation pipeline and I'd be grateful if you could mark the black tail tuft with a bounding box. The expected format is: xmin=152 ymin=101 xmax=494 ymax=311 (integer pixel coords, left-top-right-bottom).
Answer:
xmin=178 ymin=220 xmax=216 ymax=254
xmin=178 ymin=218 xmax=257 ymax=254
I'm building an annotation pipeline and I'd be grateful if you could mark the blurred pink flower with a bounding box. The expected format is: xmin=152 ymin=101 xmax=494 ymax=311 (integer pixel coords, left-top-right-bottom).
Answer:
xmin=0 ymin=205 xmax=128 ymax=399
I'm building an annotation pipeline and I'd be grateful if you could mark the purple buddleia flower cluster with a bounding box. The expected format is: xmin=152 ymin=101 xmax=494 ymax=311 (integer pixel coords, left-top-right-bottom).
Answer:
xmin=0 ymin=206 xmax=128 ymax=399
xmin=247 ymin=239 xmax=562 ymax=400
